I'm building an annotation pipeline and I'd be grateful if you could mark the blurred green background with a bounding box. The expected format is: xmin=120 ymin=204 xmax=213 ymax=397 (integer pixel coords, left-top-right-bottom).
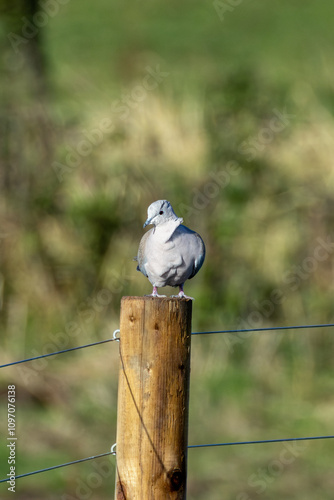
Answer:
xmin=1 ymin=0 xmax=334 ymax=498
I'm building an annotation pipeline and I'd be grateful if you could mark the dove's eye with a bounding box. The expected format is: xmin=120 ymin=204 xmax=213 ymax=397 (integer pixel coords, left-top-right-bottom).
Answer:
xmin=159 ymin=211 xmax=164 ymax=215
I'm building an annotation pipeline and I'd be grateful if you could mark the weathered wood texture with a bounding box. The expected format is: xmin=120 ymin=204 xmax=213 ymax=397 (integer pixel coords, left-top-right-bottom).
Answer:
xmin=115 ymin=296 xmax=192 ymax=500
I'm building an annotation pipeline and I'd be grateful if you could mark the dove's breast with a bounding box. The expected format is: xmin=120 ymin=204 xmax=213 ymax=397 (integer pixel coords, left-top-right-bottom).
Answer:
xmin=139 ymin=224 xmax=205 ymax=287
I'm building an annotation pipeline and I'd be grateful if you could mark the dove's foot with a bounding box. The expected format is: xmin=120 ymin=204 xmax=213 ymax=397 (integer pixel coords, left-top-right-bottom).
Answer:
xmin=172 ymin=291 xmax=195 ymax=300
xmin=145 ymin=286 xmax=167 ymax=298
xmin=171 ymin=285 xmax=195 ymax=300
xmin=145 ymin=293 xmax=167 ymax=298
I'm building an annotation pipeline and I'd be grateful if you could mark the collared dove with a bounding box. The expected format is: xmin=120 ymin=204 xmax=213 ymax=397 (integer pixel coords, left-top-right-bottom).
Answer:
xmin=136 ymin=200 xmax=205 ymax=299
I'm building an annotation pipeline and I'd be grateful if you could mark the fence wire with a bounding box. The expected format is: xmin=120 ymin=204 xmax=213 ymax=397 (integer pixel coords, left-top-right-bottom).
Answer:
xmin=0 ymin=334 xmax=119 ymax=369
xmin=191 ymin=322 xmax=334 ymax=335
xmin=1 ymin=321 xmax=333 ymax=486
xmin=2 ymin=323 xmax=334 ymax=369
xmin=0 ymin=452 xmax=114 ymax=483
xmin=1 ymin=435 xmax=334 ymax=484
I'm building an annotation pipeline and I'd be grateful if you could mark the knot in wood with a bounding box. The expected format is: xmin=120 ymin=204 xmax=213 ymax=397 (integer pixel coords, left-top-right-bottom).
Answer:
xmin=168 ymin=468 xmax=184 ymax=491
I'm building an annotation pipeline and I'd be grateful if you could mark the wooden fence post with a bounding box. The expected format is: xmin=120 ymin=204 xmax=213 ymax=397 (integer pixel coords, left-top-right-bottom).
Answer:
xmin=115 ymin=296 xmax=192 ymax=500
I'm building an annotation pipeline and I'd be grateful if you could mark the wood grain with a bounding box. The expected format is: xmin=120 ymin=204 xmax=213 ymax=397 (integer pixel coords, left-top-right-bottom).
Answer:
xmin=115 ymin=296 xmax=192 ymax=500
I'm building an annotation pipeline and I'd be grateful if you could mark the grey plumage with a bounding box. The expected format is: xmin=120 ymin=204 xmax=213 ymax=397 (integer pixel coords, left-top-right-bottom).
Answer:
xmin=136 ymin=200 xmax=205 ymax=298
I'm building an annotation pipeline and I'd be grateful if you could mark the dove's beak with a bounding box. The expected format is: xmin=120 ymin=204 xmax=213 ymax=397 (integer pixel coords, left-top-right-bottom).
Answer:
xmin=143 ymin=217 xmax=153 ymax=228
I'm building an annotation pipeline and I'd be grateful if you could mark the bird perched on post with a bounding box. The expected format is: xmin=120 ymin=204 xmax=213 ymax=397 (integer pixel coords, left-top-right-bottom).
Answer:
xmin=136 ymin=200 xmax=205 ymax=299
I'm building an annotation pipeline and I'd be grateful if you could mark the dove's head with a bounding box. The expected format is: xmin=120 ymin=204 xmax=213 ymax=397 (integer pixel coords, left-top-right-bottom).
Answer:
xmin=143 ymin=200 xmax=182 ymax=228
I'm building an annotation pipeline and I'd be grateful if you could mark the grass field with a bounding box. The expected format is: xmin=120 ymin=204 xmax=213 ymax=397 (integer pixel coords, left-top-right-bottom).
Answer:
xmin=1 ymin=1 xmax=334 ymax=498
